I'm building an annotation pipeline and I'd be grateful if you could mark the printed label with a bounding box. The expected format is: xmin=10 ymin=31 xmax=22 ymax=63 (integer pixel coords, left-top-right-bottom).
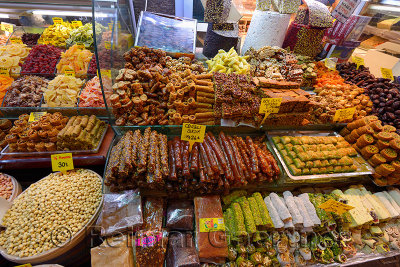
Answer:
xmin=135 ymin=232 xmax=162 ymax=247
xmin=51 ymin=153 xmax=74 ymax=173
xmin=199 ymin=218 xmax=225 ymax=232
xmin=352 ymin=56 xmax=364 ymax=70
xmin=318 ymin=199 xmax=354 ymax=215
xmin=1 ymin=22 xmax=13 ymax=33
xmin=181 ymin=123 xmax=206 ymax=151
xmin=0 ymin=67 xmax=9 ymax=76
xmin=10 ymin=37 xmax=22 ymax=44
xmin=381 ymin=68 xmax=394 ymax=81
xmin=52 ymin=17 xmax=63 ymax=25
xmin=333 ymin=107 xmax=356 ymax=122
xmin=325 ymin=58 xmax=337 ymax=71
xmin=64 ymin=69 xmax=75 ymax=77
xmin=331 ymin=0 xmax=360 ymax=24
xmin=28 ymin=112 xmax=47 ymax=122
xmin=71 ymin=21 xmax=83 ymax=28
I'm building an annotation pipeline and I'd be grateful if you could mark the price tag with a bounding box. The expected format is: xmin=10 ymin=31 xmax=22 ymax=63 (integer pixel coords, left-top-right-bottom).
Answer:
xmin=51 ymin=153 xmax=74 ymax=174
xmin=28 ymin=112 xmax=47 ymax=122
xmin=15 ymin=264 xmax=32 ymax=267
xmin=181 ymin=123 xmax=206 ymax=151
xmin=333 ymin=107 xmax=356 ymax=122
xmin=325 ymin=58 xmax=336 ymax=71
xmin=199 ymin=218 xmax=225 ymax=232
xmin=259 ymin=98 xmax=282 ymax=124
xmin=381 ymin=68 xmax=394 ymax=81
xmin=52 ymin=17 xmax=63 ymax=25
xmin=318 ymin=199 xmax=354 ymax=215
xmin=352 ymin=56 xmax=364 ymax=70
xmin=98 ymin=69 xmax=111 ymax=78
xmin=1 ymin=22 xmax=13 ymax=33
xmin=0 ymin=67 xmax=9 ymax=76
xmin=71 ymin=21 xmax=83 ymax=28
xmin=10 ymin=37 xmax=22 ymax=44
xmin=64 ymin=69 xmax=75 ymax=77
xmin=104 ymin=41 xmax=114 ymax=50
xmin=76 ymin=43 xmax=85 ymax=49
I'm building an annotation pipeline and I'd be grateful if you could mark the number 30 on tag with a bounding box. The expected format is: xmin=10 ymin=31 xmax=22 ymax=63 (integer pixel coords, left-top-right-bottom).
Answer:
xmin=51 ymin=153 xmax=74 ymax=173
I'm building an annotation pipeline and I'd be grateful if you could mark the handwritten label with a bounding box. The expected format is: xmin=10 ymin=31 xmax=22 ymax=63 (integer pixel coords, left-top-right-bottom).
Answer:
xmin=28 ymin=112 xmax=47 ymax=122
xmin=52 ymin=17 xmax=63 ymax=25
xmin=333 ymin=107 xmax=356 ymax=122
xmin=259 ymin=98 xmax=282 ymax=124
xmin=381 ymin=68 xmax=394 ymax=81
xmin=0 ymin=67 xmax=9 ymax=76
xmin=199 ymin=218 xmax=225 ymax=232
xmin=331 ymin=0 xmax=360 ymax=24
xmin=1 ymin=22 xmax=13 ymax=33
xmin=51 ymin=153 xmax=74 ymax=173
xmin=352 ymin=56 xmax=364 ymax=70
xmin=10 ymin=37 xmax=22 ymax=44
xmin=64 ymin=69 xmax=75 ymax=77
xmin=98 ymin=69 xmax=111 ymax=78
xmin=325 ymin=58 xmax=337 ymax=71
xmin=15 ymin=264 xmax=32 ymax=267
xmin=181 ymin=123 xmax=206 ymax=151
xmin=71 ymin=21 xmax=83 ymax=28
xmin=318 ymin=199 xmax=354 ymax=215
xmin=76 ymin=43 xmax=85 ymax=49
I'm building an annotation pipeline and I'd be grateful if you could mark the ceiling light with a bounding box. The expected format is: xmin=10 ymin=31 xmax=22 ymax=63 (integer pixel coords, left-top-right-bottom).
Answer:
xmin=31 ymin=10 xmax=109 ymax=18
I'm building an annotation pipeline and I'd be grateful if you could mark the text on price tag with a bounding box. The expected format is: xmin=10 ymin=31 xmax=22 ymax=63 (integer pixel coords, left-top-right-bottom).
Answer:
xmin=181 ymin=123 xmax=206 ymax=151
xmin=64 ymin=69 xmax=75 ymax=77
xmin=325 ymin=58 xmax=336 ymax=71
xmin=10 ymin=37 xmax=22 ymax=44
xmin=0 ymin=67 xmax=9 ymax=76
xmin=71 ymin=21 xmax=83 ymax=28
xmin=333 ymin=107 xmax=356 ymax=122
xmin=259 ymin=98 xmax=282 ymax=115
xmin=319 ymin=199 xmax=354 ymax=215
xmin=381 ymin=68 xmax=394 ymax=81
xmin=51 ymin=153 xmax=74 ymax=173
xmin=199 ymin=218 xmax=225 ymax=232
xmin=1 ymin=22 xmax=13 ymax=33
xmin=352 ymin=56 xmax=364 ymax=70
xmin=98 ymin=69 xmax=111 ymax=78
xmin=52 ymin=17 xmax=63 ymax=25
xmin=28 ymin=112 xmax=47 ymax=122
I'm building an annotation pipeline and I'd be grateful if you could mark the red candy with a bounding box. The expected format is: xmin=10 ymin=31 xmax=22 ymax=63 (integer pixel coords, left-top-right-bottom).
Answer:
xmin=21 ymin=44 xmax=63 ymax=77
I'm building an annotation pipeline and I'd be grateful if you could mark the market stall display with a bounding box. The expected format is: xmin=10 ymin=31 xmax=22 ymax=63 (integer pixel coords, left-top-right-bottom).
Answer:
xmin=21 ymin=44 xmax=62 ymax=77
xmin=79 ymin=76 xmax=112 ymax=107
xmin=0 ymin=119 xmax=12 ymax=150
xmin=105 ymin=129 xmax=280 ymax=193
xmin=0 ymin=169 xmax=102 ymax=262
xmin=56 ymin=44 xmax=93 ymax=78
xmin=0 ymin=173 xmax=14 ymax=200
xmin=0 ymin=35 xmax=8 ymax=45
xmin=2 ymin=75 xmax=47 ymax=107
xmin=43 ymin=75 xmax=84 ymax=107
xmin=0 ymin=75 xmax=13 ymax=104
xmin=0 ymin=44 xmax=31 ymax=76
xmin=66 ymin=22 xmax=106 ymax=50
xmin=206 ymin=47 xmax=251 ymax=74
xmin=37 ymin=22 xmax=72 ymax=48
xmin=21 ymin=33 xmax=41 ymax=46
xmin=203 ymin=23 xmax=240 ymax=58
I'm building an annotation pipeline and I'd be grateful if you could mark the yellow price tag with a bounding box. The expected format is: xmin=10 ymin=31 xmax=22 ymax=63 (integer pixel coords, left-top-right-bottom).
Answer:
xmin=76 ymin=43 xmax=85 ymax=49
xmin=333 ymin=107 xmax=356 ymax=122
xmin=10 ymin=37 xmax=22 ymax=44
xmin=28 ymin=112 xmax=47 ymax=122
xmin=352 ymin=56 xmax=364 ymax=70
xmin=71 ymin=21 xmax=83 ymax=28
xmin=318 ymin=199 xmax=354 ymax=215
xmin=181 ymin=123 xmax=206 ymax=151
xmin=259 ymin=98 xmax=282 ymax=124
xmin=0 ymin=67 xmax=9 ymax=77
xmin=104 ymin=41 xmax=114 ymax=50
xmin=52 ymin=17 xmax=63 ymax=25
xmin=51 ymin=153 xmax=74 ymax=173
xmin=381 ymin=68 xmax=394 ymax=81
xmin=325 ymin=58 xmax=336 ymax=71
xmin=1 ymin=22 xmax=13 ymax=33
xmin=199 ymin=218 xmax=225 ymax=232
xmin=14 ymin=264 xmax=32 ymax=267
xmin=99 ymin=69 xmax=111 ymax=78
xmin=64 ymin=69 xmax=75 ymax=77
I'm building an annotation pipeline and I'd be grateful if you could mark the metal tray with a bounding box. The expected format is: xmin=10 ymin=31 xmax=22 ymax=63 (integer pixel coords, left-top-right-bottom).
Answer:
xmin=0 ymin=125 xmax=107 ymax=157
xmin=266 ymin=130 xmax=375 ymax=180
